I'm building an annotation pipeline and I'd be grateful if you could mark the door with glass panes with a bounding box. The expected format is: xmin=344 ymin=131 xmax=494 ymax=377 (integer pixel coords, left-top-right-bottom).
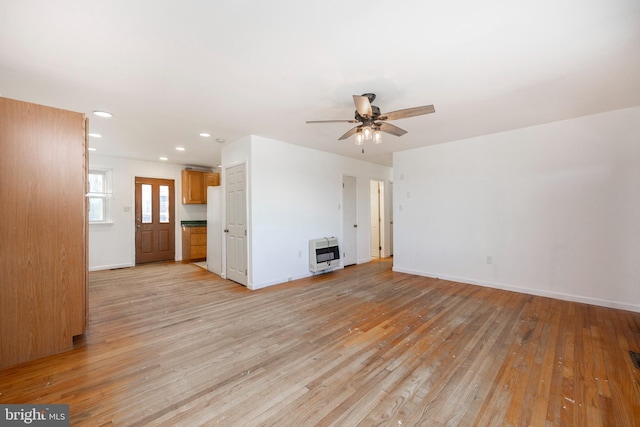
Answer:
xmin=135 ymin=177 xmax=175 ymax=264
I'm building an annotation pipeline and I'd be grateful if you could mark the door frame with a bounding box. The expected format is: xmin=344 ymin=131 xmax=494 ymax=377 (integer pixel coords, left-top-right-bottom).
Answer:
xmin=370 ymin=179 xmax=388 ymax=259
xmin=388 ymin=181 xmax=394 ymax=257
xmin=134 ymin=176 xmax=176 ymax=264
xmin=129 ymin=174 xmax=177 ymax=267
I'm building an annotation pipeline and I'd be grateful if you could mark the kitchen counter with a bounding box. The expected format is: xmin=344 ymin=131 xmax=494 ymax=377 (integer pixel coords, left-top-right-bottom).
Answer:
xmin=180 ymin=220 xmax=207 ymax=227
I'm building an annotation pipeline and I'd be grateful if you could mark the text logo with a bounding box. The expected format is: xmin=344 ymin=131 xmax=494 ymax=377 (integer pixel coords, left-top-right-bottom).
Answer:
xmin=1 ymin=405 xmax=69 ymax=426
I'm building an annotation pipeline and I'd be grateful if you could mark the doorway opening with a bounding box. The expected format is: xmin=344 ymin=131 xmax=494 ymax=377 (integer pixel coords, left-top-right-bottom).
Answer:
xmin=370 ymin=180 xmax=385 ymax=259
xmin=342 ymin=175 xmax=357 ymax=266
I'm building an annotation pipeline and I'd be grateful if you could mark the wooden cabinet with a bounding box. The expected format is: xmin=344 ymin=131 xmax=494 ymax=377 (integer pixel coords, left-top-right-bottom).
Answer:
xmin=182 ymin=170 xmax=220 ymax=204
xmin=0 ymin=97 xmax=88 ymax=369
xmin=205 ymin=172 xmax=220 ymax=187
xmin=204 ymin=172 xmax=219 ymax=203
xmin=182 ymin=226 xmax=207 ymax=261
xmin=182 ymin=169 xmax=205 ymax=204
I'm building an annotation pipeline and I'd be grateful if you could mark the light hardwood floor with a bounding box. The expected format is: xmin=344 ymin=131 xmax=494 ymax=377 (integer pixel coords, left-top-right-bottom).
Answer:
xmin=1 ymin=259 xmax=639 ymax=426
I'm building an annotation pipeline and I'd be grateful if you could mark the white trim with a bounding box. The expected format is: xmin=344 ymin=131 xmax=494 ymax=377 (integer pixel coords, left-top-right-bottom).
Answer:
xmin=89 ymin=262 xmax=134 ymax=272
xmin=249 ymin=268 xmax=343 ymax=290
xmin=88 ymin=221 xmax=114 ymax=226
xmin=392 ymin=266 xmax=640 ymax=313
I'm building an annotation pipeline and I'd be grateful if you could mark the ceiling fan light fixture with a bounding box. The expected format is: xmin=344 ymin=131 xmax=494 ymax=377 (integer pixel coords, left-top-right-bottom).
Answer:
xmin=355 ymin=132 xmax=364 ymax=146
xmin=373 ymin=129 xmax=382 ymax=144
xmin=362 ymin=126 xmax=372 ymax=140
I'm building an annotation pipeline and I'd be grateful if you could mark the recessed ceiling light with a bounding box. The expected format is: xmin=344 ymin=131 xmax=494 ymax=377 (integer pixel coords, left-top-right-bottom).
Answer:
xmin=159 ymin=156 xmax=168 ymax=161
xmin=88 ymin=133 xmax=102 ymax=138
xmin=93 ymin=111 xmax=113 ymax=118
xmin=88 ymin=147 xmax=97 ymax=151
xmin=200 ymin=133 xmax=211 ymax=137
xmin=175 ymin=147 xmax=185 ymax=151
xmin=216 ymin=138 xmax=225 ymax=143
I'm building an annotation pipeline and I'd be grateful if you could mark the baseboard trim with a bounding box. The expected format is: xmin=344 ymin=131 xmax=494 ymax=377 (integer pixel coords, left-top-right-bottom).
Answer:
xmin=89 ymin=263 xmax=134 ymax=272
xmin=392 ymin=266 xmax=640 ymax=313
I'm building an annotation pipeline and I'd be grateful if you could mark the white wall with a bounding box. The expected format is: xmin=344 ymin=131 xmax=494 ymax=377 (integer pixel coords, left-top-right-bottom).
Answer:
xmin=88 ymin=154 xmax=208 ymax=271
xmin=393 ymin=106 xmax=640 ymax=312
xmin=222 ymin=135 xmax=392 ymax=290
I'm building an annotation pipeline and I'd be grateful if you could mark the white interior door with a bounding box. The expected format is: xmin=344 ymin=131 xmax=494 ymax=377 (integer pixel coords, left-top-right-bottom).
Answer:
xmin=370 ymin=180 xmax=381 ymax=258
xmin=389 ymin=181 xmax=394 ymax=256
xmin=379 ymin=181 xmax=385 ymax=256
xmin=225 ymin=163 xmax=248 ymax=286
xmin=342 ymin=175 xmax=357 ymax=266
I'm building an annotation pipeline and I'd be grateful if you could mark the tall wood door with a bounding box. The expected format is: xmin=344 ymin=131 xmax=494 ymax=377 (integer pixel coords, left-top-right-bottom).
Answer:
xmin=0 ymin=97 xmax=87 ymax=368
xmin=342 ymin=175 xmax=357 ymax=266
xmin=225 ymin=164 xmax=248 ymax=286
xmin=135 ymin=177 xmax=175 ymax=264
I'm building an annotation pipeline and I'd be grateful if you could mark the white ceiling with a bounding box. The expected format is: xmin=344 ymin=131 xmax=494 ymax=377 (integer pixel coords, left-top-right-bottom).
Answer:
xmin=1 ymin=0 xmax=639 ymax=167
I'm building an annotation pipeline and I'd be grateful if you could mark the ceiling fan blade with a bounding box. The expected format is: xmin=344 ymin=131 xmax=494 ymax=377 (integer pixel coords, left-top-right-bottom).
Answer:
xmin=338 ymin=126 xmax=360 ymax=140
xmin=378 ymin=105 xmax=435 ymax=121
xmin=378 ymin=122 xmax=407 ymax=137
xmin=306 ymin=119 xmax=359 ymax=124
xmin=353 ymin=95 xmax=372 ymax=118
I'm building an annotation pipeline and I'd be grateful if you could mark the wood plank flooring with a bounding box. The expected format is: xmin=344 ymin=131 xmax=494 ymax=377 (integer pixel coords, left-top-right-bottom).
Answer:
xmin=1 ymin=259 xmax=639 ymax=426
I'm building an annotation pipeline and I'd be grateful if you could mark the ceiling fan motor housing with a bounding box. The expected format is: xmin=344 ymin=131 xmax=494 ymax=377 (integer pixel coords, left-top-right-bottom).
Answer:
xmin=355 ymin=105 xmax=380 ymax=123
xmin=362 ymin=93 xmax=376 ymax=103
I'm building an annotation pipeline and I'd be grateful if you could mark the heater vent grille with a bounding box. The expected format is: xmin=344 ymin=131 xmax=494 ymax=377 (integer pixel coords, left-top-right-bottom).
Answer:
xmin=309 ymin=237 xmax=340 ymax=273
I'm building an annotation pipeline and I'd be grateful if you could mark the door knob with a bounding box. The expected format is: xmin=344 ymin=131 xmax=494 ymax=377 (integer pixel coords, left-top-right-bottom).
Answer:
xmin=353 ymin=224 xmax=358 ymax=228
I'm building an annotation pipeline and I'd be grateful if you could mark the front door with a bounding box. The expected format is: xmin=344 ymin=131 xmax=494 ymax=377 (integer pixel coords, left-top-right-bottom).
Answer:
xmin=135 ymin=177 xmax=175 ymax=264
xmin=225 ymin=164 xmax=248 ymax=286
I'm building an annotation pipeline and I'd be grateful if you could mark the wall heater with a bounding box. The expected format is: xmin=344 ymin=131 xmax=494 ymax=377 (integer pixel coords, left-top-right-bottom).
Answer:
xmin=309 ymin=237 xmax=340 ymax=273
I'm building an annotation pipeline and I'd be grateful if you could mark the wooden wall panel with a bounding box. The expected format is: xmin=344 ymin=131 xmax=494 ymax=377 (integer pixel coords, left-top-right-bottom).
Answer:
xmin=0 ymin=97 xmax=87 ymax=369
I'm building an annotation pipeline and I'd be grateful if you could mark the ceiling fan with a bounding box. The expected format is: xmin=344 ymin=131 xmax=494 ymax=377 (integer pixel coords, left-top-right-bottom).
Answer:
xmin=306 ymin=93 xmax=435 ymax=146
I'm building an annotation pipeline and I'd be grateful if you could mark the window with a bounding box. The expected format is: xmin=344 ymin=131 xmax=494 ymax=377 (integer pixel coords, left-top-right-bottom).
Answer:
xmin=159 ymin=185 xmax=170 ymax=223
xmin=88 ymin=169 xmax=112 ymax=223
xmin=140 ymin=184 xmax=170 ymax=223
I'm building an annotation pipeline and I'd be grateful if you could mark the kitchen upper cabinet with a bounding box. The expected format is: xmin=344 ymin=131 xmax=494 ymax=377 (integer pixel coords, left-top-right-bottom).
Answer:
xmin=0 ymin=97 xmax=88 ymax=369
xmin=182 ymin=169 xmax=205 ymax=204
xmin=204 ymin=172 xmax=219 ymax=203
xmin=182 ymin=169 xmax=219 ymax=204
